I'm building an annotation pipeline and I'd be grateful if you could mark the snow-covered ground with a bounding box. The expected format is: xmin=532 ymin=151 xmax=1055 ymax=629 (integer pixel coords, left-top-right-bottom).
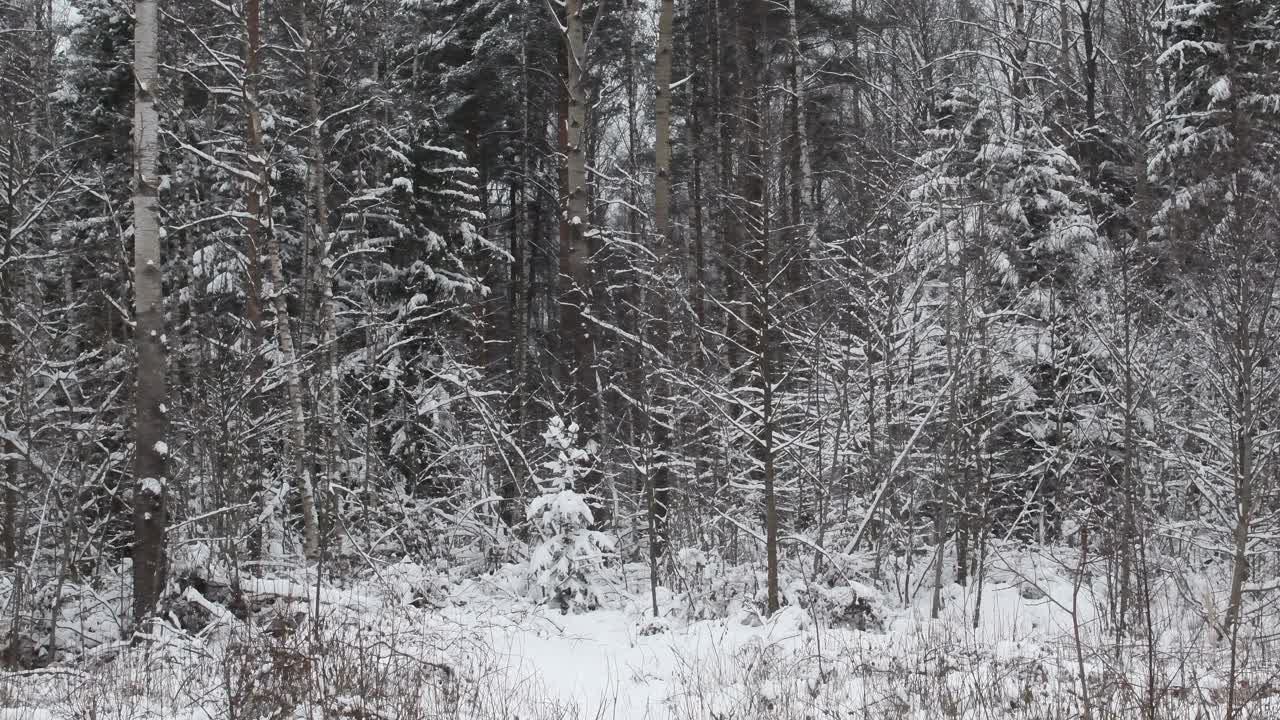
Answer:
xmin=2 ymin=547 xmax=1278 ymax=719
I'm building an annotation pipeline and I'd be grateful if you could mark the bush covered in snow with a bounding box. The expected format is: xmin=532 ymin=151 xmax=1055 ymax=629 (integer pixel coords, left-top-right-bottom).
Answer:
xmin=671 ymin=547 xmax=774 ymax=620
xmin=525 ymin=419 xmax=617 ymax=613
xmin=670 ymin=547 xmax=883 ymax=629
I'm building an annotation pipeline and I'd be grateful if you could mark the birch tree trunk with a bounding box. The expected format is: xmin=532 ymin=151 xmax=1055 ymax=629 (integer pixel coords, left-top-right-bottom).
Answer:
xmin=654 ymin=1 xmax=674 ymax=248
xmin=266 ymin=0 xmax=320 ymax=559
xmin=131 ymin=0 xmax=168 ymax=625
xmin=243 ymin=0 xmax=265 ymax=336
xmin=304 ymin=0 xmax=339 ymax=550
xmin=266 ymin=217 xmax=319 ymax=559
xmin=786 ymin=0 xmax=813 ymax=277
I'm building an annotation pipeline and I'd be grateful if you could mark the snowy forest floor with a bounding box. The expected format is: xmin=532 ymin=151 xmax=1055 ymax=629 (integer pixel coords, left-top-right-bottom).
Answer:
xmin=2 ymin=544 xmax=1279 ymax=719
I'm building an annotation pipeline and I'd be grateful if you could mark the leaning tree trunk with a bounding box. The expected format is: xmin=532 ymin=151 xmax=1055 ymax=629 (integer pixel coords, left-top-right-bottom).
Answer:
xmin=131 ymin=0 xmax=168 ymax=626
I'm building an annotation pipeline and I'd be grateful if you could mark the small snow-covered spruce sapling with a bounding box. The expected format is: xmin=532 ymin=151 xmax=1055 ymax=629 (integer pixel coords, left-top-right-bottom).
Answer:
xmin=525 ymin=418 xmax=617 ymax=613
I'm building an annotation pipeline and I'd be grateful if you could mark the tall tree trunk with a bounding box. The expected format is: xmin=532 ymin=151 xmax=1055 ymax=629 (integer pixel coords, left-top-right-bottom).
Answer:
xmin=563 ymin=0 xmax=592 ymax=408
xmin=1119 ymin=26 xmax=1151 ymax=643
xmin=717 ymin=0 xmax=743 ymax=393
xmin=242 ymin=0 xmax=269 ymax=563
xmin=269 ymin=0 xmax=320 ymax=561
xmin=690 ymin=110 xmax=706 ymax=328
xmin=1223 ymin=242 xmax=1260 ymax=644
xmin=131 ymin=0 xmax=168 ymax=626
xmin=243 ymin=0 xmax=264 ymax=335
xmin=1057 ymin=0 xmax=1073 ymax=110
xmin=654 ymin=1 xmax=675 ymax=255
xmin=649 ymin=0 xmax=676 ymax=560
xmin=304 ymin=0 xmax=339 ymax=549
xmin=1080 ymin=0 xmax=1100 ymax=128
xmin=0 ymin=147 xmax=16 ymax=646
xmin=266 ymin=230 xmax=319 ymax=559
xmin=685 ymin=0 xmax=707 ymax=328
xmin=1222 ymin=255 xmax=1261 ymax=720
xmin=1 ymin=130 xmax=18 ymax=570
xmin=786 ymin=0 xmax=813 ymax=294
xmin=623 ymin=0 xmax=648 ymax=506
xmin=0 ymin=440 xmax=13 ymax=570
xmin=1011 ymin=0 xmax=1029 ymax=107
xmin=502 ymin=13 xmax=534 ymax=527
xmin=739 ymin=0 xmax=778 ymax=614
xmin=558 ymin=0 xmax=601 ymax=516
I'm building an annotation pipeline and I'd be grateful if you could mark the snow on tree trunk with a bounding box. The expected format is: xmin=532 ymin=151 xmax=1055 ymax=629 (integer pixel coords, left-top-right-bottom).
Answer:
xmin=557 ymin=0 xmax=603 ymax=523
xmin=304 ymin=0 xmax=341 ymax=553
xmin=648 ymin=0 xmax=675 ymax=564
xmin=261 ymin=10 xmax=320 ymax=556
xmin=131 ymin=0 xmax=168 ymax=626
